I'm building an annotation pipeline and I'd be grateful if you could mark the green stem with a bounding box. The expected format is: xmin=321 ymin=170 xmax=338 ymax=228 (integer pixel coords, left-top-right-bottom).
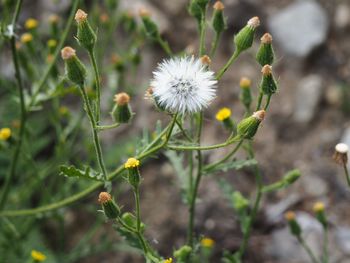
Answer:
xmin=79 ymin=86 xmax=108 ymax=181
xmin=0 ymin=116 xmax=178 ymax=217
xmin=175 ymin=119 xmax=193 ymax=142
xmin=133 ymin=187 xmax=149 ymax=254
xmin=203 ymin=139 xmax=244 ymax=172
xmin=0 ymin=0 xmax=25 ymax=211
xmin=297 ymin=236 xmax=319 ymax=263
xmin=210 ymin=32 xmax=220 ymax=57
xmin=256 ymin=92 xmax=263 ymax=111
xmin=216 ymin=50 xmax=240 ymax=80
xmin=264 ymin=94 xmax=272 ymax=110
xmin=187 ymin=112 xmax=203 ymax=247
xmin=29 ymin=0 xmax=80 ymax=106
xmin=323 ymin=226 xmax=329 ymax=263
xmin=158 ymin=38 xmax=173 ymax=56
xmin=96 ymin=123 xmax=120 ymax=131
xmin=167 ymin=135 xmax=241 ymax=151
xmin=88 ymin=50 xmax=102 ymax=123
xmin=199 ymin=13 xmax=207 ymax=56
xmin=343 ymin=164 xmax=350 ymax=187
xmin=237 ymin=142 xmax=263 ymax=259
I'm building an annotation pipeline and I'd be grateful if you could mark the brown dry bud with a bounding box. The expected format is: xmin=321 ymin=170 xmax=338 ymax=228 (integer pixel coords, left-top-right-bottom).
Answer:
xmin=240 ymin=77 xmax=251 ymax=88
xmin=114 ymin=92 xmax=130 ymax=105
xmin=98 ymin=192 xmax=112 ymax=204
xmin=284 ymin=211 xmax=296 ymax=221
xmin=200 ymin=55 xmax=211 ymax=66
xmin=252 ymin=110 xmax=266 ymax=121
xmin=213 ymin=1 xmax=225 ymax=11
xmin=261 ymin=33 xmax=273 ymax=44
xmin=247 ymin=16 xmax=260 ymax=28
xmin=139 ymin=7 xmax=151 ymax=17
xmin=61 ymin=46 xmax=76 ymax=60
xmin=261 ymin=65 xmax=272 ymax=76
xmin=75 ymin=9 xmax=88 ymax=23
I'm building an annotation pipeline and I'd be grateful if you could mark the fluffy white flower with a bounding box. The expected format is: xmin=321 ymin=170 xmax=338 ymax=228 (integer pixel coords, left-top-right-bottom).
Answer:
xmin=150 ymin=56 xmax=217 ymax=114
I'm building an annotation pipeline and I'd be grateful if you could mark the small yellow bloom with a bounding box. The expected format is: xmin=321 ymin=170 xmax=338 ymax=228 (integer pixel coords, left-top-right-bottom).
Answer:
xmin=284 ymin=211 xmax=296 ymax=221
xmin=47 ymin=39 xmax=57 ymax=48
xmin=124 ymin=158 xmax=140 ymax=169
xmin=215 ymin=107 xmax=231 ymax=121
xmin=163 ymin=258 xmax=173 ymax=263
xmin=59 ymin=106 xmax=69 ymax=116
xmin=0 ymin=128 xmax=11 ymax=140
xmin=240 ymin=77 xmax=251 ymax=89
xmin=21 ymin=33 xmax=33 ymax=43
xmin=313 ymin=202 xmax=325 ymax=213
xmin=31 ymin=250 xmax=46 ymax=261
xmin=25 ymin=18 xmax=38 ymax=29
xmin=201 ymin=237 xmax=215 ymax=248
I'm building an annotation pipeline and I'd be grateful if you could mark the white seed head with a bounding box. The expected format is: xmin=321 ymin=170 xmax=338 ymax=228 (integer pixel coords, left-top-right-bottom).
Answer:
xmin=247 ymin=16 xmax=260 ymax=28
xmin=151 ymin=56 xmax=217 ymax=114
xmin=335 ymin=143 xmax=349 ymax=154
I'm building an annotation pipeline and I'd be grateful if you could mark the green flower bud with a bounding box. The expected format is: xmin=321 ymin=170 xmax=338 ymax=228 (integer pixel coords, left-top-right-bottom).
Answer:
xmin=260 ymin=65 xmax=277 ymax=95
xmin=237 ymin=110 xmax=265 ymax=139
xmin=283 ymin=169 xmax=301 ymax=184
xmin=189 ymin=0 xmax=203 ymax=23
xmin=112 ymin=93 xmax=132 ymax=123
xmin=124 ymin=158 xmax=141 ymax=188
xmin=121 ymin=212 xmax=145 ymax=232
xmin=139 ymin=9 xmax=159 ymax=40
xmin=232 ymin=191 xmax=249 ymax=212
xmin=75 ymin=9 xmax=97 ymax=52
xmin=256 ymin=33 xmax=274 ymax=66
xmin=285 ymin=211 xmax=302 ymax=236
xmin=48 ymin=14 xmax=60 ymax=38
xmin=98 ymin=192 xmax=120 ymax=219
xmin=239 ymin=77 xmax=252 ymax=110
xmin=61 ymin=46 xmax=86 ymax=86
xmin=234 ymin=16 xmax=260 ymax=55
xmin=313 ymin=202 xmax=327 ymax=228
xmin=174 ymin=245 xmax=192 ymax=261
xmin=212 ymin=1 xmax=226 ymax=34
xmin=121 ymin=11 xmax=137 ymax=33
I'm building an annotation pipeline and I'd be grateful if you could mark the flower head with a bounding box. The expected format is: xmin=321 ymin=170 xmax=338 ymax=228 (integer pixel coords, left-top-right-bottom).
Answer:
xmin=240 ymin=77 xmax=251 ymax=88
xmin=75 ymin=9 xmax=88 ymax=23
xmin=313 ymin=202 xmax=325 ymax=213
xmin=61 ymin=47 xmax=76 ymax=60
xmin=0 ymin=128 xmax=11 ymax=140
xmin=114 ymin=92 xmax=130 ymax=106
xmin=98 ymin=192 xmax=112 ymax=204
xmin=333 ymin=143 xmax=349 ymax=165
xmin=25 ymin=18 xmax=38 ymax=30
xmin=284 ymin=211 xmax=296 ymax=221
xmin=163 ymin=258 xmax=173 ymax=263
xmin=124 ymin=158 xmax=140 ymax=169
xmin=21 ymin=33 xmax=33 ymax=43
xmin=31 ymin=250 xmax=46 ymax=261
xmin=151 ymin=56 xmax=217 ymax=114
xmin=216 ymin=107 xmax=231 ymax=121
xmin=201 ymin=237 xmax=215 ymax=248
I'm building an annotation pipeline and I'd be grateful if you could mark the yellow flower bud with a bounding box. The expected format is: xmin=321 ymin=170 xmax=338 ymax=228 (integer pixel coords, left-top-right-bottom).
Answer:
xmin=25 ymin=18 xmax=38 ymax=30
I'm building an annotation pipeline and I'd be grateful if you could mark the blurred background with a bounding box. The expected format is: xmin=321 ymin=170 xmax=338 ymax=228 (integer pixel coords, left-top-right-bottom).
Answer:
xmin=1 ymin=0 xmax=350 ymax=262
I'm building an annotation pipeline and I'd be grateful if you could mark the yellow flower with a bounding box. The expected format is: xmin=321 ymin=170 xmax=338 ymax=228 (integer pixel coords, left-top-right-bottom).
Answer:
xmin=124 ymin=158 xmax=140 ymax=169
xmin=0 ymin=128 xmax=11 ymax=140
xmin=21 ymin=33 xmax=33 ymax=43
xmin=240 ymin=77 xmax=251 ymax=89
xmin=163 ymin=258 xmax=173 ymax=263
xmin=31 ymin=250 xmax=46 ymax=261
xmin=313 ymin=202 xmax=325 ymax=213
xmin=215 ymin=107 xmax=231 ymax=121
xmin=25 ymin=18 xmax=38 ymax=29
xmin=201 ymin=237 xmax=215 ymax=248
xmin=47 ymin=39 xmax=57 ymax=48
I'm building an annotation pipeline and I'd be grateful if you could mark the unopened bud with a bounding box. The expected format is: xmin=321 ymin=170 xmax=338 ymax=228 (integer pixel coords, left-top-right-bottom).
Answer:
xmin=61 ymin=46 xmax=86 ymax=86
xmin=111 ymin=93 xmax=132 ymax=123
xmin=313 ymin=202 xmax=327 ymax=228
xmin=285 ymin=211 xmax=302 ymax=236
xmin=213 ymin=1 xmax=224 ymax=11
xmin=212 ymin=1 xmax=226 ymax=34
xmin=98 ymin=192 xmax=120 ymax=219
xmin=239 ymin=77 xmax=252 ymax=109
xmin=75 ymin=9 xmax=88 ymax=23
xmin=174 ymin=245 xmax=192 ymax=261
xmin=140 ymin=11 xmax=160 ymax=40
xmin=234 ymin=16 xmax=260 ymax=55
xmin=260 ymin=65 xmax=277 ymax=95
xmin=256 ymin=33 xmax=274 ymax=66
xmin=237 ymin=110 xmax=265 ymax=139
xmin=283 ymin=169 xmax=301 ymax=184
xmin=75 ymin=9 xmax=96 ymax=51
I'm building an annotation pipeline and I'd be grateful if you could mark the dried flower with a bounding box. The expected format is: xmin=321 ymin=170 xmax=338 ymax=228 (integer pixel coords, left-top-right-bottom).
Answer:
xmin=151 ymin=56 xmax=217 ymax=114
xmin=260 ymin=65 xmax=277 ymax=95
xmin=256 ymin=33 xmax=274 ymax=66
xmin=31 ymin=250 xmax=46 ymax=261
xmin=75 ymin=9 xmax=96 ymax=51
xmin=200 ymin=55 xmax=211 ymax=66
xmin=61 ymin=46 xmax=86 ymax=86
xmin=25 ymin=18 xmax=38 ymax=30
xmin=75 ymin=9 xmax=88 ymax=23
xmin=114 ymin=93 xmax=130 ymax=106
xmin=0 ymin=128 xmax=11 ymax=140
xmin=234 ymin=16 xmax=260 ymax=55
xmin=213 ymin=1 xmax=224 ymax=11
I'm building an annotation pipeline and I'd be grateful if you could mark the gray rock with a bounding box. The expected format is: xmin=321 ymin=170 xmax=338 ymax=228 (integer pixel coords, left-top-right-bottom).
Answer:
xmin=335 ymin=4 xmax=350 ymax=29
xmin=265 ymin=193 xmax=301 ymax=224
xmin=268 ymin=0 xmax=329 ymax=57
xmin=301 ymin=174 xmax=329 ymax=197
xmin=265 ymin=212 xmax=323 ymax=261
xmin=336 ymin=227 xmax=350 ymax=254
xmin=293 ymin=74 xmax=324 ymax=123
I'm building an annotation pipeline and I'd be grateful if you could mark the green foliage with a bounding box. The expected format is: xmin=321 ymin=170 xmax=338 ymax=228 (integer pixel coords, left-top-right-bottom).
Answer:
xmin=59 ymin=165 xmax=105 ymax=181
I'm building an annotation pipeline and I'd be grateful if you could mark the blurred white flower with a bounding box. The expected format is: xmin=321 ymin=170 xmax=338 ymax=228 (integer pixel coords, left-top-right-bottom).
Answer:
xmin=151 ymin=56 xmax=217 ymax=114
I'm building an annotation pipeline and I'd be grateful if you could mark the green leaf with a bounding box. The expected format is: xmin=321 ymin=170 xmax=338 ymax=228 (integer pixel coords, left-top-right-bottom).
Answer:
xmin=262 ymin=169 xmax=301 ymax=193
xmin=204 ymin=159 xmax=257 ymax=174
xmin=59 ymin=165 xmax=104 ymax=181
